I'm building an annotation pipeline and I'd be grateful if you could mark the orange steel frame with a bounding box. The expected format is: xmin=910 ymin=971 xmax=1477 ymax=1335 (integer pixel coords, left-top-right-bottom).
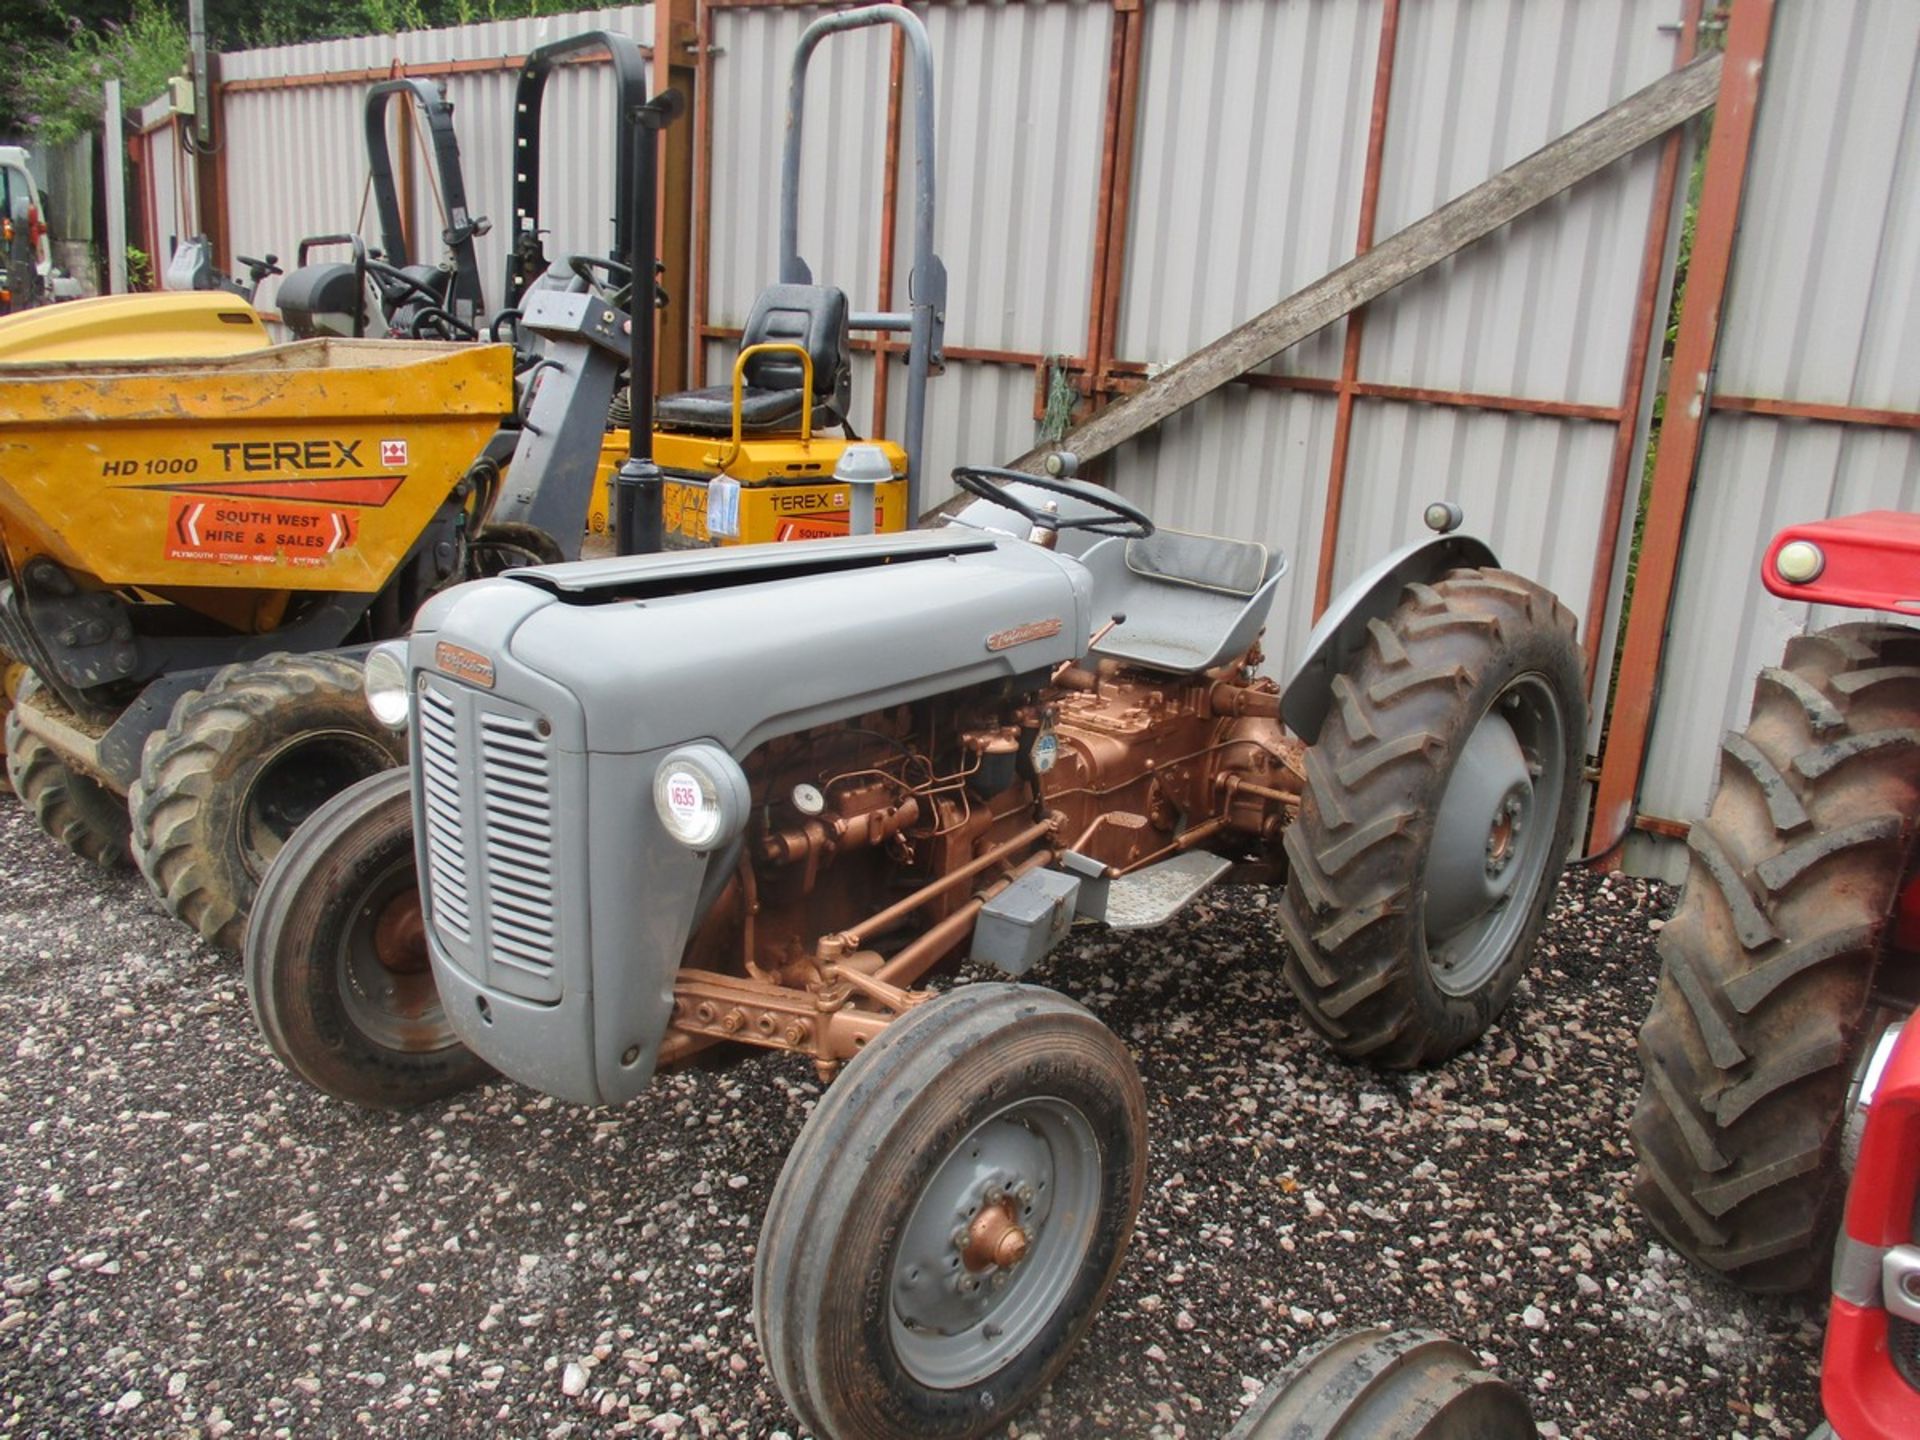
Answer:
xmin=1588 ymin=0 xmax=1778 ymax=865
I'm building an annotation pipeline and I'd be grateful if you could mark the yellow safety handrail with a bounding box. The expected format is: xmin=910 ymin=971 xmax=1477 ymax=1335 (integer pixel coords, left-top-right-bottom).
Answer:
xmin=707 ymin=341 xmax=816 ymax=472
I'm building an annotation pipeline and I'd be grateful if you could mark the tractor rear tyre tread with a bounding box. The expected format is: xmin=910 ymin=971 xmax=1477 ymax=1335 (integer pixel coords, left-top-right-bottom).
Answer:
xmin=4 ymin=704 xmax=133 ymax=869
xmin=1279 ymin=568 xmax=1585 ymax=1068
xmin=130 ymin=652 xmax=405 ymax=953
xmin=1630 ymin=621 xmax=1920 ymax=1293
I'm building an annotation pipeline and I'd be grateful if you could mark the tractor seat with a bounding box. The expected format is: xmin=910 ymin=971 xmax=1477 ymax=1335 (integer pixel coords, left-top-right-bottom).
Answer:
xmin=1078 ymin=530 xmax=1288 ymax=674
xmin=656 ymin=283 xmax=853 ymax=436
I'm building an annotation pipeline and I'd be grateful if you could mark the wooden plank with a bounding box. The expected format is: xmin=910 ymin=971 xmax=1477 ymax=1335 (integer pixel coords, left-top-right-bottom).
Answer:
xmin=1007 ymin=50 xmax=1724 ymax=474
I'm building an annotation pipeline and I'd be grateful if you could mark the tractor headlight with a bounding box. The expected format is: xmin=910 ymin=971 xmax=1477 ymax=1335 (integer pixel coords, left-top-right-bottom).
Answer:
xmin=653 ymin=743 xmax=750 ymax=852
xmin=364 ymin=642 xmax=412 ymax=730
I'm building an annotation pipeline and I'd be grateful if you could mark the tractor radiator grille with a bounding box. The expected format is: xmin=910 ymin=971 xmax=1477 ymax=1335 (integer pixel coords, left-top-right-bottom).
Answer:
xmin=415 ymin=677 xmax=561 ymax=1001
xmin=475 ymin=711 xmax=558 ymax=980
xmin=418 ymin=685 xmax=473 ymax=945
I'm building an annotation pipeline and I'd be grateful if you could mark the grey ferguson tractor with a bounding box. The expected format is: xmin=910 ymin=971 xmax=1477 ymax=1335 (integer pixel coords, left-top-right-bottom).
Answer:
xmin=246 ymin=463 xmax=1587 ymax=1438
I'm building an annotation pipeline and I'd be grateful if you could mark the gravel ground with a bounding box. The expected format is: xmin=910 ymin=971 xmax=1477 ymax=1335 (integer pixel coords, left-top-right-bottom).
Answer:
xmin=0 ymin=792 xmax=1825 ymax=1439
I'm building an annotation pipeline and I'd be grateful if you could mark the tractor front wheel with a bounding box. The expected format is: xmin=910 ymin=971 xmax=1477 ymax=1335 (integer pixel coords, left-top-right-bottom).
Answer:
xmin=1631 ymin=622 xmax=1920 ymax=1292
xmin=755 ymin=984 xmax=1147 ymax=1440
xmin=1279 ymin=568 xmax=1586 ymax=1067
xmin=131 ymin=652 xmax=405 ymax=952
xmin=1227 ymin=1327 xmax=1535 ymax=1440
xmin=246 ymin=768 xmax=490 ymax=1109
xmin=4 ymin=697 xmax=132 ymax=869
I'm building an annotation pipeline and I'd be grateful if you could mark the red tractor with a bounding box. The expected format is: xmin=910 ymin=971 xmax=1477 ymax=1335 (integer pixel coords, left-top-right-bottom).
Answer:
xmin=1630 ymin=511 xmax=1920 ymax=1437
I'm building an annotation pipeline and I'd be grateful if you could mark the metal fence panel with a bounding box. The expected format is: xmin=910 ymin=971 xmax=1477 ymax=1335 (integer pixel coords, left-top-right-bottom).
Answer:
xmin=707 ymin=4 xmax=890 ymax=331
xmin=217 ymin=7 xmax=654 ymax=319
xmin=1116 ymin=0 xmax=1381 ymax=381
xmin=1627 ymin=0 xmax=1920 ymax=877
xmin=1362 ymin=0 xmax=1676 ymax=407
xmin=1109 ymin=0 xmax=1686 ymax=723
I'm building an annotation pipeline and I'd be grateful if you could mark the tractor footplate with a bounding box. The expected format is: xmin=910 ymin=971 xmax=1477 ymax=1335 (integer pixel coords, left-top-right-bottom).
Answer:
xmin=1102 ymin=852 xmax=1233 ymax=930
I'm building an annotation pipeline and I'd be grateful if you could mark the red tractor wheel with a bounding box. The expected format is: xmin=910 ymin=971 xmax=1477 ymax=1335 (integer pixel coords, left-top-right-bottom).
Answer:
xmin=1631 ymin=622 xmax=1920 ymax=1292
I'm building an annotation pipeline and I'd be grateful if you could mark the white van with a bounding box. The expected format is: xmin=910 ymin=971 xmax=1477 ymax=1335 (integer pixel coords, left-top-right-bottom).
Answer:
xmin=0 ymin=146 xmax=61 ymax=312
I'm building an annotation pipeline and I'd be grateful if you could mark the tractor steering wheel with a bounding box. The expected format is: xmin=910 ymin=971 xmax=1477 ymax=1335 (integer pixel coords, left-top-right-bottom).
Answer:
xmin=951 ymin=464 xmax=1155 ymax=540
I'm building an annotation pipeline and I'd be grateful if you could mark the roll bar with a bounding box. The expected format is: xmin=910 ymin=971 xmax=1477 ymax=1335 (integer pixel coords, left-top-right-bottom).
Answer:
xmin=362 ymin=78 xmax=487 ymax=323
xmin=506 ymin=31 xmax=653 ymax=310
xmin=780 ymin=4 xmax=947 ymax=522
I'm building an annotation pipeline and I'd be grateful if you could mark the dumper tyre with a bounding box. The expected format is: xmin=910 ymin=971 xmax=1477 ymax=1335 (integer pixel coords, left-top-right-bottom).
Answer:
xmin=130 ymin=652 xmax=405 ymax=953
xmin=1226 ymin=1326 xmax=1534 ymax=1440
xmin=246 ymin=767 xmax=491 ymax=1109
xmin=0 ymin=652 xmax=26 ymax=797
xmin=755 ymin=984 xmax=1147 ymax=1440
xmin=1278 ymin=568 xmax=1586 ymax=1068
xmin=1630 ymin=622 xmax=1920 ymax=1293
xmin=4 ymin=701 xmax=133 ymax=869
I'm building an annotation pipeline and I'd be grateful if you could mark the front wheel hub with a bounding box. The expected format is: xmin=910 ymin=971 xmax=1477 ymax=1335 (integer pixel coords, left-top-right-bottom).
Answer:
xmin=963 ymin=1197 xmax=1031 ymax=1273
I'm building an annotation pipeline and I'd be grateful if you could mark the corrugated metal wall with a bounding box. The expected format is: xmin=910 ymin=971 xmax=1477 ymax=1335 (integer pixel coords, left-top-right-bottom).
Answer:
xmin=218 ymin=6 xmax=655 ymax=318
xmin=1628 ymin=0 xmax=1920 ymax=879
xmin=698 ymin=0 xmax=1689 ymax=700
xmin=1109 ymin=0 xmax=1683 ymax=697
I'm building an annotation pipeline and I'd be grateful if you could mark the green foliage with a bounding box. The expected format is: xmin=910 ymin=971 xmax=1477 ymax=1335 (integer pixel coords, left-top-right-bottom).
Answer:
xmin=3 ymin=1 xmax=566 ymax=135
xmin=125 ymin=243 xmax=150 ymax=289
xmin=11 ymin=1 xmax=186 ymax=145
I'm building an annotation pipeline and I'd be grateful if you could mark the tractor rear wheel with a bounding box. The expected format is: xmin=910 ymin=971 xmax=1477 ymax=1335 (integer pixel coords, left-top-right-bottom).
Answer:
xmin=1227 ymin=1327 xmax=1535 ymax=1440
xmin=1631 ymin=622 xmax=1920 ymax=1293
xmin=246 ymin=768 xmax=490 ymax=1109
xmin=4 ymin=698 xmax=132 ymax=869
xmin=130 ymin=652 xmax=405 ymax=953
xmin=1279 ymin=569 xmax=1586 ymax=1067
xmin=755 ymin=984 xmax=1147 ymax=1440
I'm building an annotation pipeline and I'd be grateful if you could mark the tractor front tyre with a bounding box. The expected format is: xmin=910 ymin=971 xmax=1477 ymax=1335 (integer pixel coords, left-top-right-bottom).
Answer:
xmin=1226 ymin=1327 xmax=1535 ymax=1440
xmin=755 ymin=985 xmax=1148 ymax=1440
xmin=1631 ymin=622 xmax=1920 ymax=1293
xmin=130 ymin=652 xmax=405 ymax=953
xmin=4 ymin=701 xmax=133 ymax=869
xmin=246 ymin=768 xmax=490 ymax=1109
xmin=1279 ymin=569 xmax=1586 ymax=1068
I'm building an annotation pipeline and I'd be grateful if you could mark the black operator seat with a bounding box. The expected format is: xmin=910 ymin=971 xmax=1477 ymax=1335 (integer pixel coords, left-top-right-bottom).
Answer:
xmin=655 ymin=283 xmax=853 ymax=434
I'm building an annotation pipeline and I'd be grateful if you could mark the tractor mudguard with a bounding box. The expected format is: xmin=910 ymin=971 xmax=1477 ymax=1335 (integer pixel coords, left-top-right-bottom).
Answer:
xmin=1281 ymin=532 xmax=1498 ymax=744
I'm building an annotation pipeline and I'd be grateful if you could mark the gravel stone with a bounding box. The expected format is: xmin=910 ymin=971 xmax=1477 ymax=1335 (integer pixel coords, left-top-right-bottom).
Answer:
xmin=0 ymin=798 xmax=1823 ymax=1435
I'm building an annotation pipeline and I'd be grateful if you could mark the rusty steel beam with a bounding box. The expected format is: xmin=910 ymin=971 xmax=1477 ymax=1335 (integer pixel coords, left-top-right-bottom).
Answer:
xmin=654 ymin=0 xmax=700 ymax=396
xmin=1710 ymin=394 xmax=1920 ymax=431
xmin=1103 ymin=362 xmax=1624 ymax=423
xmin=691 ymin=1 xmax=717 ymax=389
xmin=1312 ymin=0 xmax=1401 ymax=621
xmin=218 ymin=49 xmax=638 ymax=95
xmin=1084 ymin=0 xmax=1144 ymax=410
xmin=1588 ymin=0 xmax=1778 ymax=868
xmin=1583 ymin=0 xmax=1704 ymax=690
